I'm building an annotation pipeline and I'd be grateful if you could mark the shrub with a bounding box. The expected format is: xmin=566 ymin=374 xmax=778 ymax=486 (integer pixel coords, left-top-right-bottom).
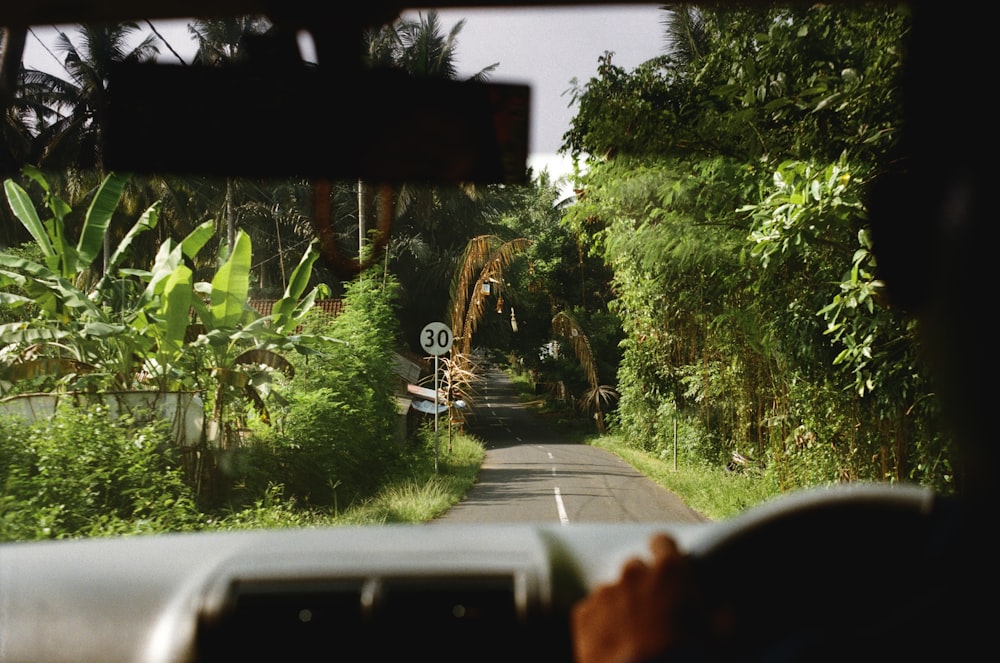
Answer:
xmin=0 ymin=404 xmax=201 ymax=540
xmin=226 ymin=270 xmax=403 ymax=510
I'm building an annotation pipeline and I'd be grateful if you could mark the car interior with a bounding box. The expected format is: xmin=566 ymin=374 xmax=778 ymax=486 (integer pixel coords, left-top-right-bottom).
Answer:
xmin=0 ymin=1 xmax=992 ymax=662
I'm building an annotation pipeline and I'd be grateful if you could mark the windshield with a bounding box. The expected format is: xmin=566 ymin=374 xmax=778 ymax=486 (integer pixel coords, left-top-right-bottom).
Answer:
xmin=0 ymin=2 xmax=941 ymax=540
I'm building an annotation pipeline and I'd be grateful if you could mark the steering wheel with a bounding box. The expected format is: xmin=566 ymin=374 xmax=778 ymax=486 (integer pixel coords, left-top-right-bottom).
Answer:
xmin=682 ymin=483 xmax=966 ymax=661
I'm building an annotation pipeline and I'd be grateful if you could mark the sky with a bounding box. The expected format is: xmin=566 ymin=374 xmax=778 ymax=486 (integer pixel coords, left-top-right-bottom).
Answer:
xmin=407 ymin=5 xmax=668 ymax=179
xmin=21 ymin=4 xmax=669 ymax=183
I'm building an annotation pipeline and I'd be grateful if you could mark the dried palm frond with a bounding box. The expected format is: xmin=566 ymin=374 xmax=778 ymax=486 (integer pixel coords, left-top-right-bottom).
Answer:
xmin=552 ymin=311 xmax=619 ymax=432
xmin=448 ymin=234 xmax=531 ymax=356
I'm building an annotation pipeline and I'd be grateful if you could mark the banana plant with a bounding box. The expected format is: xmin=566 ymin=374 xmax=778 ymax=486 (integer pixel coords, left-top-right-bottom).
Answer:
xmin=1 ymin=169 xmax=157 ymax=390
xmin=184 ymin=230 xmax=330 ymax=448
xmin=126 ymin=219 xmax=215 ymax=391
xmin=2 ymin=170 xmax=329 ymax=450
xmin=3 ymin=166 xmax=129 ymax=285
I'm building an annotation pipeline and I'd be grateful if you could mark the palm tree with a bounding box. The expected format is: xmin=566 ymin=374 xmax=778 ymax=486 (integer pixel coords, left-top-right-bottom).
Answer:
xmin=180 ymin=16 xmax=316 ymax=293
xmin=355 ymin=10 xmax=493 ymax=267
xmin=1 ymin=28 xmax=39 ymax=247
xmin=661 ymin=4 xmax=709 ymax=66
xmin=187 ymin=16 xmax=272 ymax=66
xmin=356 ymin=11 xmax=504 ymax=348
xmin=187 ymin=17 xmax=275 ymax=256
xmin=25 ymin=23 xmax=159 ymax=172
xmin=1 ymin=29 xmax=32 ymax=166
xmin=14 ymin=23 xmax=160 ymax=274
xmin=448 ymin=234 xmax=532 ymax=360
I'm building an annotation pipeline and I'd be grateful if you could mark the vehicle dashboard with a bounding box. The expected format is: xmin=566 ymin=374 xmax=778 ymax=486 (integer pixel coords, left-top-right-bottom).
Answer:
xmin=0 ymin=484 xmax=950 ymax=662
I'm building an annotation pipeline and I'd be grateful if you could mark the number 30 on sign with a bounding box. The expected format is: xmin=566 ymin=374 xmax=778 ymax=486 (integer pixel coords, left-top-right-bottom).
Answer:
xmin=420 ymin=322 xmax=453 ymax=356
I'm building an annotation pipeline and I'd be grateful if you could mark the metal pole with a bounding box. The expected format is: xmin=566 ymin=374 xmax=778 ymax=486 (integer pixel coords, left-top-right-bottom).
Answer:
xmin=673 ymin=415 xmax=678 ymax=471
xmin=434 ymin=353 xmax=439 ymax=473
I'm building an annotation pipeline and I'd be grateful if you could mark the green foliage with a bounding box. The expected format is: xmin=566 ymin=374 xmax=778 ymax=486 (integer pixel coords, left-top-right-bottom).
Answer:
xmin=335 ymin=426 xmax=485 ymax=525
xmin=1 ymin=171 xmax=330 ymax=458
xmin=0 ymin=170 xmax=161 ymax=393
xmin=0 ymin=405 xmax=201 ymax=540
xmin=209 ymin=426 xmax=484 ymax=529
xmin=3 ymin=167 xmax=130 ymax=281
xmin=562 ymin=3 xmax=953 ymax=494
xmin=226 ymin=269 xmax=402 ymax=509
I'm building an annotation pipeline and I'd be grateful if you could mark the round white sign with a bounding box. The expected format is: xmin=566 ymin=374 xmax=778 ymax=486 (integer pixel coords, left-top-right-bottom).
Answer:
xmin=419 ymin=322 xmax=453 ymax=356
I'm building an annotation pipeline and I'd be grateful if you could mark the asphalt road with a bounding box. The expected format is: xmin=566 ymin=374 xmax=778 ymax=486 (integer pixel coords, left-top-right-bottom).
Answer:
xmin=433 ymin=367 xmax=708 ymax=525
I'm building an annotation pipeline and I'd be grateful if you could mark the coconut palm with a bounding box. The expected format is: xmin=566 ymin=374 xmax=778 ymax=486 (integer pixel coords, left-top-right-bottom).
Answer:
xmin=13 ymin=23 xmax=161 ymax=276
xmin=1 ymin=29 xmax=40 ymax=247
xmin=1 ymin=29 xmax=33 ymax=166
xmin=661 ymin=4 xmax=709 ymax=66
xmin=187 ymin=16 xmax=272 ymax=66
xmin=357 ymin=11 xmax=504 ymax=348
xmin=25 ymin=23 xmax=159 ymax=172
xmin=169 ymin=16 xmax=327 ymax=298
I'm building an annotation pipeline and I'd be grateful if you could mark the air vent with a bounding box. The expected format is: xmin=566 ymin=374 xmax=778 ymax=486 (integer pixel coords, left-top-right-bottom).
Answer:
xmin=196 ymin=574 xmax=528 ymax=661
xmin=196 ymin=579 xmax=365 ymax=660
xmin=368 ymin=575 xmax=524 ymax=660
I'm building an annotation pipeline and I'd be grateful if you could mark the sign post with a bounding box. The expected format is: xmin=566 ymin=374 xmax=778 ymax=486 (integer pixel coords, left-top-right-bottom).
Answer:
xmin=419 ymin=322 xmax=453 ymax=472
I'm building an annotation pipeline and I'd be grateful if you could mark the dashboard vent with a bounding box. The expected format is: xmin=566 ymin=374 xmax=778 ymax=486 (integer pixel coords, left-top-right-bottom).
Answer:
xmin=196 ymin=574 xmax=529 ymax=661
xmin=197 ymin=579 xmax=365 ymax=660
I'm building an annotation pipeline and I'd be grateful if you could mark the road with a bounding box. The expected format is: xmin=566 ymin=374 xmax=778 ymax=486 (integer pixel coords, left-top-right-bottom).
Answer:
xmin=433 ymin=367 xmax=708 ymax=524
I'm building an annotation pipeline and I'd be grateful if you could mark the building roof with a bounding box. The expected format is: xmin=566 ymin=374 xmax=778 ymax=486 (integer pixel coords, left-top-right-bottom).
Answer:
xmin=248 ymin=299 xmax=345 ymax=319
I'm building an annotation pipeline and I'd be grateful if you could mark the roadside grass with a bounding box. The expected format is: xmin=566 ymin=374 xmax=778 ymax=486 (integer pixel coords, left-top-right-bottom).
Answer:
xmin=335 ymin=431 xmax=486 ymax=524
xmin=203 ymin=366 xmax=778 ymax=530
xmin=585 ymin=435 xmax=783 ymax=521
xmin=212 ymin=429 xmax=486 ymax=529
xmin=211 ymin=370 xmax=779 ymax=530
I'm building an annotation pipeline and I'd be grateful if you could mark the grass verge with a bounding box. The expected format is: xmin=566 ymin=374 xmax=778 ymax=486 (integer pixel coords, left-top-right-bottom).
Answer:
xmin=586 ymin=435 xmax=783 ymax=521
xmin=211 ymin=429 xmax=486 ymax=529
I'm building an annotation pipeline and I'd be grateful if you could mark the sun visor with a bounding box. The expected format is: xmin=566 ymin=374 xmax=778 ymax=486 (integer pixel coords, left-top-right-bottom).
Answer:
xmin=103 ymin=61 xmax=530 ymax=185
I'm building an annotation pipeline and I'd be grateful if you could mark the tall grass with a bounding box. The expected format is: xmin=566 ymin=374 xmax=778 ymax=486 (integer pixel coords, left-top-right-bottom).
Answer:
xmin=587 ymin=435 xmax=783 ymax=521
xmin=211 ymin=428 xmax=486 ymax=529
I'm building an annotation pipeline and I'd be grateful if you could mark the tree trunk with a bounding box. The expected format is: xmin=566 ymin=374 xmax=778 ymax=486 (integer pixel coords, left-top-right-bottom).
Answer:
xmin=358 ymin=178 xmax=367 ymax=259
xmin=225 ymin=178 xmax=236 ymax=253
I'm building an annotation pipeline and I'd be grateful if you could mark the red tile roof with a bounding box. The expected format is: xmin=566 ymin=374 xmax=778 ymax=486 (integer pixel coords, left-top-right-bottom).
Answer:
xmin=247 ymin=299 xmax=345 ymax=333
xmin=248 ymin=299 xmax=345 ymax=319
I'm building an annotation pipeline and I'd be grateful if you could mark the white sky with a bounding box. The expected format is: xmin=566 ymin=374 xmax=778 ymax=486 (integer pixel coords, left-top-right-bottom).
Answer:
xmin=415 ymin=6 xmax=667 ymax=157
xmin=21 ymin=4 xmax=668 ymax=182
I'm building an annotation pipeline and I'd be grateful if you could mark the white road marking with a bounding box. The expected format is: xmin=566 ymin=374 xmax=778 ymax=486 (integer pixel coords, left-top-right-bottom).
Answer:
xmin=554 ymin=487 xmax=569 ymax=525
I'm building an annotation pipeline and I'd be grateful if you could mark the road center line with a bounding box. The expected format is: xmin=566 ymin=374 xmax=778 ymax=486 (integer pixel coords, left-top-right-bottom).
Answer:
xmin=553 ymin=487 xmax=569 ymax=525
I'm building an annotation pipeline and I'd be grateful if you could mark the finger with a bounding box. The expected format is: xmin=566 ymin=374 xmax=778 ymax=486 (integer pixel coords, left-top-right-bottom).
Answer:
xmin=649 ymin=533 xmax=679 ymax=563
xmin=620 ymin=556 xmax=649 ymax=583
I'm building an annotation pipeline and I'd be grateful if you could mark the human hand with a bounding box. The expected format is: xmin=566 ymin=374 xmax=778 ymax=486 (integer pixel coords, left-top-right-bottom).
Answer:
xmin=571 ymin=533 xmax=707 ymax=663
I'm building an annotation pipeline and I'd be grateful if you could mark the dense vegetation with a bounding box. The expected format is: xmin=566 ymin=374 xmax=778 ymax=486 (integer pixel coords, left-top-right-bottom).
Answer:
xmin=554 ymin=3 xmax=953 ymax=495
xmin=0 ymin=4 xmax=961 ymax=540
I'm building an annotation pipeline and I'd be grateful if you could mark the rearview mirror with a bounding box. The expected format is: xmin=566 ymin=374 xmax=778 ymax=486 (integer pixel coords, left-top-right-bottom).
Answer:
xmin=104 ymin=61 xmax=531 ymax=184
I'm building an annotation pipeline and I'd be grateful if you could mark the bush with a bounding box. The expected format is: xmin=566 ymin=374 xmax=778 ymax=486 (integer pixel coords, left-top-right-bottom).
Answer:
xmin=252 ymin=386 xmax=395 ymax=507
xmin=224 ymin=270 xmax=403 ymax=510
xmin=0 ymin=405 xmax=202 ymax=540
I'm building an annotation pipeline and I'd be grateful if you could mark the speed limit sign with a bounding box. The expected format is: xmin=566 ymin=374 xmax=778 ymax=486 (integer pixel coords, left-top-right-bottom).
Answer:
xmin=419 ymin=322 xmax=453 ymax=356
